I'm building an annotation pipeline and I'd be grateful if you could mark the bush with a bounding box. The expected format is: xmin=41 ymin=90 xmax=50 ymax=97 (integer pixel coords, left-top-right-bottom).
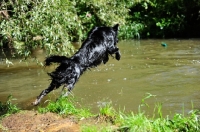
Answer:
xmin=0 ymin=0 xmax=78 ymax=58
xmin=2 ymin=0 xmax=199 ymax=60
xmin=129 ymin=0 xmax=200 ymax=38
xmin=0 ymin=0 xmax=135 ymax=60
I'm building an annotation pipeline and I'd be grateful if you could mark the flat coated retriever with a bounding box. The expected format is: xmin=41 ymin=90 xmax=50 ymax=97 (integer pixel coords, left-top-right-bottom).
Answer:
xmin=33 ymin=24 xmax=121 ymax=105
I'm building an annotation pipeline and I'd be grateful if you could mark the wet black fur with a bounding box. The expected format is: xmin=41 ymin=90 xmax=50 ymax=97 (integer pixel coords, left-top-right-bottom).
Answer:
xmin=33 ymin=24 xmax=121 ymax=105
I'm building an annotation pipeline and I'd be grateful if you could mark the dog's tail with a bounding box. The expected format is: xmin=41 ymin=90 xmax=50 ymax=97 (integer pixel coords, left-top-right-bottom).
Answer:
xmin=44 ymin=55 xmax=69 ymax=66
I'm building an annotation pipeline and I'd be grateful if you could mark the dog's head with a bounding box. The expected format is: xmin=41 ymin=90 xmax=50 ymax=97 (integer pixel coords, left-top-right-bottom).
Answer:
xmin=87 ymin=24 xmax=119 ymax=44
xmin=112 ymin=24 xmax=119 ymax=45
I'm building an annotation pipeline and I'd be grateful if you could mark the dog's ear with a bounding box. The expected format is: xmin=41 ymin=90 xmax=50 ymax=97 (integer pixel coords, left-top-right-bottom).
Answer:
xmin=113 ymin=24 xmax=119 ymax=31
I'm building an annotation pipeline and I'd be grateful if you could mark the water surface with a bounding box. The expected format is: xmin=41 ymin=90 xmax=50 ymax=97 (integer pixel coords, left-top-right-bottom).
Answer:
xmin=0 ymin=39 xmax=200 ymax=116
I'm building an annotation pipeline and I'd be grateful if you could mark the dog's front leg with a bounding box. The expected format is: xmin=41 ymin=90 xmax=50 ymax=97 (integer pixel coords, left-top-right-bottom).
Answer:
xmin=108 ymin=47 xmax=121 ymax=60
xmin=103 ymin=52 xmax=109 ymax=64
xmin=111 ymin=46 xmax=121 ymax=61
xmin=115 ymin=50 xmax=121 ymax=60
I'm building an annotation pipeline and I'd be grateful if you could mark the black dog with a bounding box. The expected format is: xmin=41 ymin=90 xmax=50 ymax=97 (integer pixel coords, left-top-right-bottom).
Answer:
xmin=33 ymin=24 xmax=121 ymax=105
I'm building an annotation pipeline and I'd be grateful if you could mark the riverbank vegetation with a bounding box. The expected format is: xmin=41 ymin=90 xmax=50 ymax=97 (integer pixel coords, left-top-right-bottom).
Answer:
xmin=0 ymin=95 xmax=200 ymax=131
xmin=0 ymin=95 xmax=20 ymax=117
xmin=1 ymin=0 xmax=200 ymax=60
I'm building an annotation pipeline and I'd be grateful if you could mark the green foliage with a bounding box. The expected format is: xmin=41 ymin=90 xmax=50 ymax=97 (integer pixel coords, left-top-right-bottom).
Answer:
xmin=35 ymin=95 xmax=200 ymax=131
xmin=0 ymin=0 xmax=76 ymax=58
xmin=38 ymin=97 xmax=92 ymax=118
xmin=115 ymin=93 xmax=200 ymax=131
xmin=0 ymin=94 xmax=197 ymax=131
xmin=116 ymin=108 xmax=200 ymax=132
xmin=118 ymin=22 xmax=144 ymax=39
xmin=129 ymin=0 xmax=200 ymax=38
xmin=117 ymin=112 xmax=152 ymax=132
xmin=0 ymin=95 xmax=20 ymax=117
xmin=81 ymin=125 xmax=100 ymax=132
xmin=1 ymin=0 xmax=200 ymax=61
xmin=98 ymin=102 xmax=117 ymax=124
xmin=81 ymin=125 xmax=114 ymax=132
xmin=168 ymin=112 xmax=200 ymax=132
xmin=99 ymin=102 xmax=116 ymax=118
xmin=0 ymin=0 xmax=134 ymax=60
xmin=75 ymin=0 xmax=130 ymax=26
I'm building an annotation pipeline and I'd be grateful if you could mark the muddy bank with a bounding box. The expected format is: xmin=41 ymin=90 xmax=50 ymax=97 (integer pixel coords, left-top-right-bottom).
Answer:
xmin=0 ymin=111 xmax=79 ymax=132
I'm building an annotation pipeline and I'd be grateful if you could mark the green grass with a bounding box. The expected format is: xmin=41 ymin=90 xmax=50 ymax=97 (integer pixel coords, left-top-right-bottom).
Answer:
xmin=0 ymin=95 xmax=20 ymax=117
xmin=81 ymin=125 xmax=115 ymax=132
xmin=38 ymin=96 xmax=93 ymax=118
xmin=37 ymin=96 xmax=200 ymax=132
xmin=115 ymin=104 xmax=200 ymax=132
xmin=1 ymin=95 xmax=200 ymax=132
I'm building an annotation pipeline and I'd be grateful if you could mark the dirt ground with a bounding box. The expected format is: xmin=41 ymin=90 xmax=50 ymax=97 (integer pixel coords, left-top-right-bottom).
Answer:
xmin=0 ymin=111 xmax=80 ymax=132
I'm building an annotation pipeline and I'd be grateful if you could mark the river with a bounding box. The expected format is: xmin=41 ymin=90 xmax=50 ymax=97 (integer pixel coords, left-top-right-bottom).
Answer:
xmin=0 ymin=39 xmax=200 ymax=116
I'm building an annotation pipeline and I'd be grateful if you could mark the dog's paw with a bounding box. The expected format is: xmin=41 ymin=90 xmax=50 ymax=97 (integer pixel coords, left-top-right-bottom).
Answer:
xmin=32 ymin=99 xmax=39 ymax=106
xmin=103 ymin=57 xmax=109 ymax=64
xmin=115 ymin=52 xmax=121 ymax=60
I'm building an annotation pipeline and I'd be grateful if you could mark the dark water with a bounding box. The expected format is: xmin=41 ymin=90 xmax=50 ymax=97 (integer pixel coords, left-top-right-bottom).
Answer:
xmin=0 ymin=39 xmax=200 ymax=116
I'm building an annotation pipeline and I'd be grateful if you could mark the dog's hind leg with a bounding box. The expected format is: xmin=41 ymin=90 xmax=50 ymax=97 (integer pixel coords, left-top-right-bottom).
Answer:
xmin=61 ymin=83 xmax=74 ymax=97
xmin=61 ymin=78 xmax=76 ymax=97
xmin=33 ymin=81 xmax=59 ymax=105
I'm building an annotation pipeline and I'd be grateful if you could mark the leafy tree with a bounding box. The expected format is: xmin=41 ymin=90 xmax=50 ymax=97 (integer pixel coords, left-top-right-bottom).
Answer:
xmin=129 ymin=0 xmax=200 ymax=38
xmin=0 ymin=0 xmax=133 ymax=60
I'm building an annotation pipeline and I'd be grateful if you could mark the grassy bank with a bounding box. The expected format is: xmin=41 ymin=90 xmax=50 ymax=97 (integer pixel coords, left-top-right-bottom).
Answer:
xmin=0 ymin=95 xmax=200 ymax=131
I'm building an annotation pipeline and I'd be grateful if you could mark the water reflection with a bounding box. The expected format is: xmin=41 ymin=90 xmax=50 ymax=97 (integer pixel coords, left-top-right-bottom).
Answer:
xmin=0 ymin=39 xmax=200 ymax=116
